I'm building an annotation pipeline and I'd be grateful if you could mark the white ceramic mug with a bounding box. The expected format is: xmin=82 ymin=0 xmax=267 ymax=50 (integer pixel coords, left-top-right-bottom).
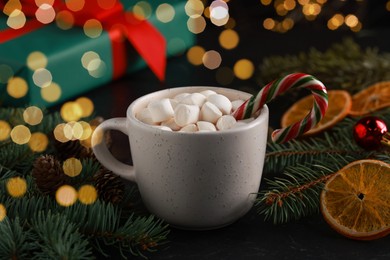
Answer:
xmin=92 ymin=87 xmax=269 ymax=230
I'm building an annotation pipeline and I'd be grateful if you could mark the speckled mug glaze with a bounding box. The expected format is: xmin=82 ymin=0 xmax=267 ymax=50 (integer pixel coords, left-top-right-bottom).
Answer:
xmin=92 ymin=87 xmax=269 ymax=230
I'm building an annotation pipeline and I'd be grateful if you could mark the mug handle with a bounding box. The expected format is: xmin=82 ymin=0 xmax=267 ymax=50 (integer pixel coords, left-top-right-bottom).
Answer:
xmin=91 ymin=118 xmax=136 ymax=182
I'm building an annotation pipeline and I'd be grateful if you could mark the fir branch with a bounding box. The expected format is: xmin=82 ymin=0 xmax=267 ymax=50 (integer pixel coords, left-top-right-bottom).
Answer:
xmin=0 ymin=107 xmax=25 ymax=126
xmin=69 ymin=158 xmax=101 ymax=188
xmin=0 ymin=142 xmax=35 ymax=175
xmin=264 ymin=131 xmax=369 ymax=174
xmin=259 ymin=38 xmax=390 ymax=94
xmin=0 ymin=217 xmax=37 ymax=260
xmin=32 ymin=211 xmax=93 ymax=260
xmin=257 ymin=153 xmax=366 ymax=224
xmin=63 ymin=201 xmax=169 ymax=258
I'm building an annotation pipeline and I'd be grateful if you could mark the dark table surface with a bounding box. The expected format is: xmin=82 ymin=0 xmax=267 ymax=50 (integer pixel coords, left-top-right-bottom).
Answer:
xmin=75 ymin=1 xmax=390 ymax=259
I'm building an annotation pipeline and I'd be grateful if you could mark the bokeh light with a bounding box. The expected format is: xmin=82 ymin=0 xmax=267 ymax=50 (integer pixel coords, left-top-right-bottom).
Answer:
xmin=83 ymin=19 xmax=103 ymax=38
xmin=387 ymin=1 xmax=390 ymax=11
xmin=56 ymin=185 xmax=78 ymax=207
xmin=284 ymin=0 xmax=296 ymax=10
xmin=203 ymin=6 xmax=210 ymax=18
xmin=202 ymin=50 xmax=222 ymax=70
xmin=0 ymin=121 xmax=11 ymax=141
xmin=60 ymin=102 xmax=83 ymax=122
xmin=7 ymin=9 xmax=26 ymax=29
xmin=35 ymin=3 xmax=56 ymax=24
xmin=97 ymin=0 xmax=117 ymax=10
xmin=78 ymin=185 xmax=98 ymax=205
xmin=302 ymin=3 xmax=321 ymax=16
xmin=210 ymin=0 xmax=229 ymax=26
xmin=88 ymin=60 xmax=107 ymax=78
xmin=3 ymin=0 xmax=22 ymax=16
xmin=187 ymin=16 xmax=206 ymax=34
xmin=40 ymin=82 xmax=61 ymax=102
xmin=32 ymin=68 xmax=52 ymax=88
xmin=156 ymin=3 xmax=175 ymax=23
xmin=75 ymin=97 xmax=94 ymax=118
xmin=53 ymin=123 xmax=70 ymax=143
xmin=65 ymin=0 xmax=85 ymax=12
xmin=216 ymin=66 xmax=234 ymax=85
xmin=64 ymin=121 xmax=83 ymax=140
xmin=263 ymin=18 xmax=275 ymax=30
xmin=0 ymin=204 xmax=6 ymax=222
xmin=234 ymin=59 xmax=254 ymax=80
xmin=27 ymin=52 xmax=48 ymax=70
xmin=187 ymin=46 xmax=206 ymax=66
xmin=260 ymin=0 xmax=272 ymax=5
xmin=0 ymin=64 xmax=13 ymax=84
xmin=10 ymin=125 xmax=31 ymax=145
xmin=63 ymin=158 xmax=83 ymax=177
xmin=7 ymin=77 xmax=28 ymax=99
xmin=282 ymin=18 xmax=294 ymax=31
xmin=133 ymin=1 xmax=152 ymax=20
xmin=350 ymin=22 xmax=362 ymax=32
xmin=185 ymin=0 xmax=204 ymax=18
xmin=224 ymin=17 xmax=236 ymax=29
xmin=23 ymin=106 xmax=43 ymax=126
xmin=78 ymin=121 xmax=93 ymax=141
xmin=28 ymin=132 xmax=49 ymax=152
xmin=55 ymin=10 xmax=75 ymax=30
xmin=6 ymin=177 xmax=27 ymax=198
xmin=219 ymin=29 xmax=239 ymax=49
xmin=345 ymin=14 xmax=358 ymax=28
xmin=35 ymin=0 xmax=55 ymax=6
xmin=81 ymin=51 xmax=100 ymax=69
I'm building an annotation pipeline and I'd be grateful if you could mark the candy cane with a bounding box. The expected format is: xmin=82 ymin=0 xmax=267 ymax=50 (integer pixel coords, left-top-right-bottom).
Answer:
xmin=231 ymin=73 xmax=328 ymax=143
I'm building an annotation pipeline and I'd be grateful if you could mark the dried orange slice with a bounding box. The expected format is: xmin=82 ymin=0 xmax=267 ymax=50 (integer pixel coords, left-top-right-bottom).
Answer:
xmin=281 ymin=90 xmax=352 ymax=135
xmin=321 ymin=159 xmax=390 ymax=240
xmin=349 ymin=81 xmax=390 ymax=116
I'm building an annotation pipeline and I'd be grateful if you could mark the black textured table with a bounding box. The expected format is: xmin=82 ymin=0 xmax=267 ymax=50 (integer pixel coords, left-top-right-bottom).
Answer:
xmin=75 ymin=1 xmax=390 ymax=259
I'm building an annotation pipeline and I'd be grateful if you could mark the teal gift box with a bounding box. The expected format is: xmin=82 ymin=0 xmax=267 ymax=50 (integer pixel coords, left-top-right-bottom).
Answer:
xmin=0 ymin=0 xmax=194 ymax=107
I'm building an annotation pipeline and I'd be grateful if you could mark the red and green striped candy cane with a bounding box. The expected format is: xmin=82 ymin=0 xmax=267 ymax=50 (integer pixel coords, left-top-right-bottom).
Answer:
xmin=231 ymin=73 xmax=328 ymax=143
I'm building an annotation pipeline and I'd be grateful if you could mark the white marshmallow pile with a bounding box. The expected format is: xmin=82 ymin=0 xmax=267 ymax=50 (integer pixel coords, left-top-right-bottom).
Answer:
xmin=136 ymin=90 xmax=255 ymax=132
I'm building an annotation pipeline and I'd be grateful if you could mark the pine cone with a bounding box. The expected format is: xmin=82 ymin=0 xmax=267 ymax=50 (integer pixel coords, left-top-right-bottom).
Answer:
xmin=32 ymin=155 xmax=69 ymax=196
xmin=53 ymin=139 xmax=90 ymax=161
xmin=93 ymin=168 xmax=125 ymax=204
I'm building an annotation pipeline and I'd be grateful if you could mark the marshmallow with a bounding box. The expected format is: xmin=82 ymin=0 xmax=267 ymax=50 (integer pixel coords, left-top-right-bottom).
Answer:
xmin=136 ymin=108 xmax=157 ymax=125
xmin=174 ymin=93 xmax=190 ymax=102
xmin=231 ymin=99 xmax=245 ymax=112
xmin=179 ymin=124 xmax=198 ymax=132
xmin=161 ymin=118 xmax=181 ymax=131
xmin=174 ymin=104 xmax=200 ymax=127
xmin=200 ymin=89 xmax=217 ymax=97
xmin=200 ymin=102 xmax=223 ymax=124
xmin=181 ymin=93 xmax=207 ymax=107
xmin=207 ymin=94 xmax=232 ymax=114
xmin=169 ymin=99 xmax=179 ymax=110
xmin=147 ymin=98 xmax=174 ymax=123
xmin=197 ymin=121 xmax=217 ymax=132
xmin=216 ymin=115 xmax=237 ymax=130
xmin=153 ymin=125 xmax=173 ymax=131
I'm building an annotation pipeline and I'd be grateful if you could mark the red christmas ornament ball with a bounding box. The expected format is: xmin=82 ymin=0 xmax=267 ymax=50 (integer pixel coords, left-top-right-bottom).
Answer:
xmin=353 ymin=116 xmax=388 ymax=150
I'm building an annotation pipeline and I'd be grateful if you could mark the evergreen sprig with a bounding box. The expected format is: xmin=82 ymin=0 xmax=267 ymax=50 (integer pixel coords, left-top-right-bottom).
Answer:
xmin=257 ymin=106 xmax=390 ymax=224
xmin=0 ymin=107 xmax=169 ymax=259
xmin=259 ymin=38 xmax=390 ymax=94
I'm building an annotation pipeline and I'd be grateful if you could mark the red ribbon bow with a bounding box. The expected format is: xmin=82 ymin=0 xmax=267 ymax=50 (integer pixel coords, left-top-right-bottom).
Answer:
xmin=0 ymin=0 xmax=166 ymax=81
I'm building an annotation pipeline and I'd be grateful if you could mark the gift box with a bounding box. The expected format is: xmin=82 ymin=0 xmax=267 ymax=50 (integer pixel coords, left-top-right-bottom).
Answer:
xmin=0 ymin=0 xmax=195 ymax=107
